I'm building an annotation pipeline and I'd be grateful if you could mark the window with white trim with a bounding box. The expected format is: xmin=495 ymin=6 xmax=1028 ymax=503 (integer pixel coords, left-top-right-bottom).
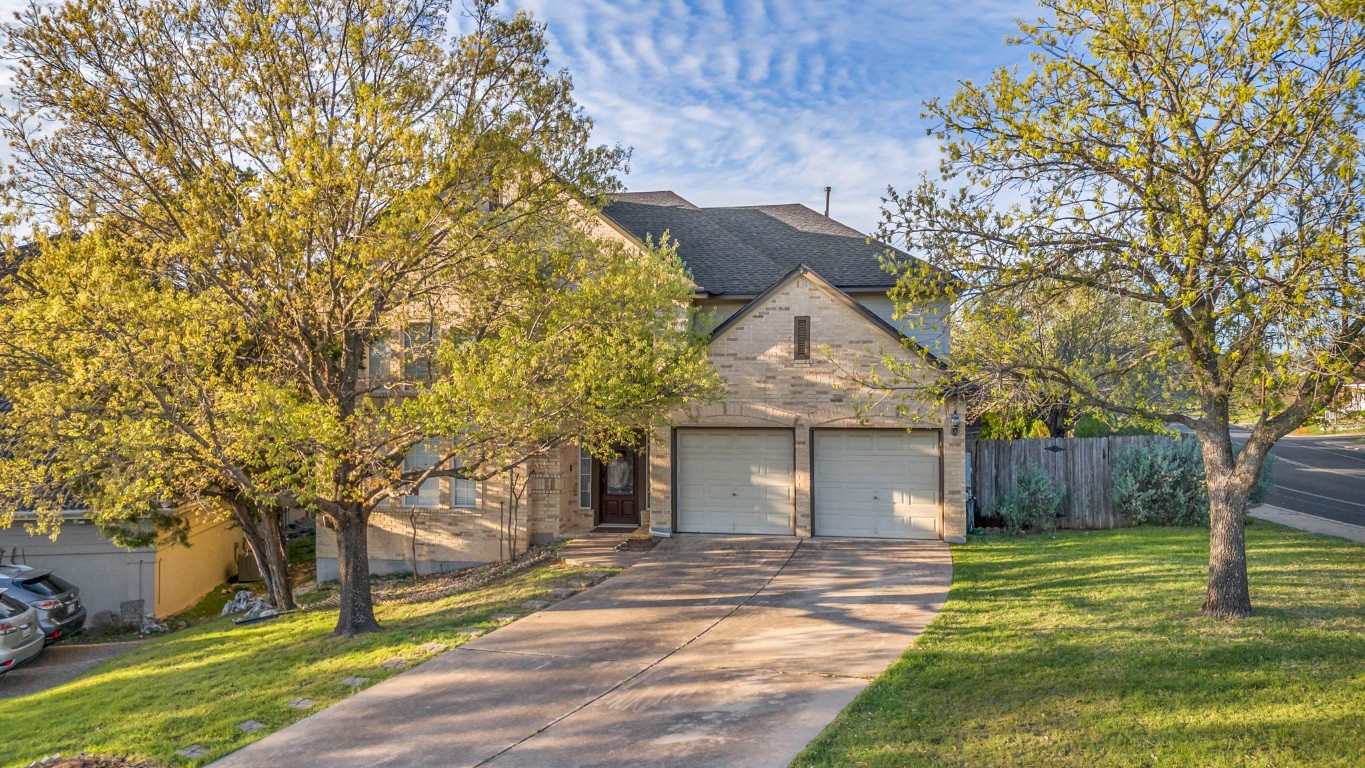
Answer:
xmin=452 ymin=457 xmax=477 ymax=509
xmin=579 ymin=447 xmax=593 ymax=509
xmin=403 ymin=322 xmax=434 ymax=383
xmin=403 ymin=440 xmax=441 ymax=508
xmin=367 ymin=331 xmax=394 ymax=385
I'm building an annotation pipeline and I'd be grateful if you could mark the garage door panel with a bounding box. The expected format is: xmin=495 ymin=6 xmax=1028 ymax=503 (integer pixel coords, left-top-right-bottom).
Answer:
xmin=677 ymin=429 xmax=794 ymax=535
xmin=814 ymin=430 xmax=941 ymax=540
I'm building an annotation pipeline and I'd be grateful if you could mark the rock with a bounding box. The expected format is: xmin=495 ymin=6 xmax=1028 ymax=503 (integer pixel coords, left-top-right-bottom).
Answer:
xmin=221 ymin=591 xmax=275 ymax=618
xmin=138 ymin=615 xmax=168 ymax=635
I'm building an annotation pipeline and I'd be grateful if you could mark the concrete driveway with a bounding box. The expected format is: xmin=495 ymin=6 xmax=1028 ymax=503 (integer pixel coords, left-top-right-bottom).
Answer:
xmin=210 ymin=535 xmax=952 ymax=768
xmin=0 ymin=639 xmax=144 ymax=701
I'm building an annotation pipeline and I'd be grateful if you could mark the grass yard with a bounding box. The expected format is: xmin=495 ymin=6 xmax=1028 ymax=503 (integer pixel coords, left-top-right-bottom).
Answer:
xmin=795 ymin=523 xmax=1365 ymax=768
xmin=1 ymin=558 xmax=606 ymax=767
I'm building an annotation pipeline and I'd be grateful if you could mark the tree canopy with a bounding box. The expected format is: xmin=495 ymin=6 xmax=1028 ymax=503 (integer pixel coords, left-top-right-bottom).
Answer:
xmin=882 ymin=0 xmax=1365 ymax=617
xmin=0 ymin=0 xmax=719 ymax=635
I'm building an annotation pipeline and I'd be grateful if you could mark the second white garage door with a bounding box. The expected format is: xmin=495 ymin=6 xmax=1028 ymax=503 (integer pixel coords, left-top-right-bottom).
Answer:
xmin=676 ymin=429 xmax=795 ymax=535
xmin=813 ymin=430 xmax=941 ymax=539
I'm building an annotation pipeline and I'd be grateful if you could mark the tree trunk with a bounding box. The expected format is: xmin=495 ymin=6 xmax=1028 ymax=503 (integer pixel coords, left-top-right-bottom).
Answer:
xmin=235 ymin=508 xmax=279 ymax=605
xmin=1195 ymin=428 xmax=1254 ymax=619
xmin=1042 ymin=404 xmax=1075 ymax=439
xmin=332 ymin=506 xmax=381 ymax=636
xmin=259 ymin=505 xmax=296 ymax=610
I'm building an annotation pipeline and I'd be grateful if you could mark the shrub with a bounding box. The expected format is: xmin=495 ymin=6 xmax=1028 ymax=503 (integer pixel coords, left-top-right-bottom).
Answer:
xmin=1072 ymin=413 xmax=1174 ymax=438
xmin=1112 ymin=438 xmax=1208 ymax=526
xmin=1112 ymin=438 xmax=1276 ymax=526
xmin=995 ymin=466 xmax=1067 ymax=533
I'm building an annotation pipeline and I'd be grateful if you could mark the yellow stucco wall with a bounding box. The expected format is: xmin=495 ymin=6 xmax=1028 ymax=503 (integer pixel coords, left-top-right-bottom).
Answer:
xmin=154 ymin=509 xmax=244 ymax=616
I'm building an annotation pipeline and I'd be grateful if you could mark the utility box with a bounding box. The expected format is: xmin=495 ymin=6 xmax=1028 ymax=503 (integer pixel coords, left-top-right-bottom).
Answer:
xmin=236 ymin=549 xmax=263 ymax=582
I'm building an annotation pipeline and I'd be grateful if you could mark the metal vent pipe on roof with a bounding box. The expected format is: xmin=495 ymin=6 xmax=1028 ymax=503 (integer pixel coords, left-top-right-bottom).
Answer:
xmin=823 ymin=186 xmax=831 ymax=217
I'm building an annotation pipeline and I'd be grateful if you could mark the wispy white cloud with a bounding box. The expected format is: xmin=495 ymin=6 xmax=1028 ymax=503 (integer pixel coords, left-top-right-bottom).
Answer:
xmin=493 ymin=0 xmax=1037 ymax=234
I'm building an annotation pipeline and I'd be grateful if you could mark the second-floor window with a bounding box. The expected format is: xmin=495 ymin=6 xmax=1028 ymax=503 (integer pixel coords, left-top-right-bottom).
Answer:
xmin=403 ymin=322 xmax=435 ymax=383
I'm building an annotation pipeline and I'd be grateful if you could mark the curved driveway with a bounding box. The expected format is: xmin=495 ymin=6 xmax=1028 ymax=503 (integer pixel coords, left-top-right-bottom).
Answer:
xmin=210 ymin=535 xmax=952 ymax=768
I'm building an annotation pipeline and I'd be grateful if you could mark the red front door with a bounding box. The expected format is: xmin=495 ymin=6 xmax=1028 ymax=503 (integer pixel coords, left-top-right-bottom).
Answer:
xmin=599 ymin=445 xmax=641 ymax=526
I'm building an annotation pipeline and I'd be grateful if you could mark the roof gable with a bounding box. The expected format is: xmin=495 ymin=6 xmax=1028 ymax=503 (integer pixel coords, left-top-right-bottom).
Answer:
xmin=709 ymin=265 xmax=943 ymax=366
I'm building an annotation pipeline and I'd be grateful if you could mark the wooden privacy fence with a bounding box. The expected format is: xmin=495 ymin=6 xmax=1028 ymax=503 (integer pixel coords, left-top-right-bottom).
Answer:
xmin=972 ymin=435 xmax=1173 ymax=529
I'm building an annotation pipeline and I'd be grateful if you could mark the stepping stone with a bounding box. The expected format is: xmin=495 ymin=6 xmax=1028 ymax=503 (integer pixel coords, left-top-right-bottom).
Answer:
xmin=492 ymin=613 xmax=517 ymax=622
xmin=418 ymin=642 xmax=448 ymax=653
xmin=286 ymin=697 xmax=316 ymax=709
xmin=521 ymin=599 xmax=550 ymax=611
xmin=176 ymin=745 xmax=210 ymax=759
xmin=237 ymin=720 xmax=266 ymax=733
xmin=380 ymin=658 xmax=408 ymax=669
xmin=341 ymin=676 xmax=369 ymax=687
xmin=547 ymin=587 xmax=577 ymax=599
xmin=455 ymin=627 xmax=486 ymax=638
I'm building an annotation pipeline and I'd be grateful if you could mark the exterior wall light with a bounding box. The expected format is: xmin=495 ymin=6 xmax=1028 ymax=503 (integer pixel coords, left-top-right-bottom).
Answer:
xmin=950 ymin=409 xmax=961 ymax=436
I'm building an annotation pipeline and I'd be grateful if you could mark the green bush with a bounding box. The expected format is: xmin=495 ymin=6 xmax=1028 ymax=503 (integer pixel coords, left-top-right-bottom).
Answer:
xmin=995 ymin=466 xmax=1067 ymax=533
xmin=1072 ymin=413 xmax=1173 ymax=438
xmin=1112 ymin=438 xmax=1208 ymax=526
xmin=1112 ymin=438 xmax=1277 ymax=526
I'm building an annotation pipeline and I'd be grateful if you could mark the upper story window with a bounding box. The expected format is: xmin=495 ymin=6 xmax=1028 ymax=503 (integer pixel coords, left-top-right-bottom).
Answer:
xmin=367 ymin=331 xmax=394 ymax=385
xmin=403 ymin=322 xmax=435 ymax=383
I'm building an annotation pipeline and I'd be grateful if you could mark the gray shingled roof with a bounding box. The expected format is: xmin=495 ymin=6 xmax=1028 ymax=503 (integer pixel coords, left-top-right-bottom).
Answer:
xmin=602 ymin=191 xmax=920 ymax=295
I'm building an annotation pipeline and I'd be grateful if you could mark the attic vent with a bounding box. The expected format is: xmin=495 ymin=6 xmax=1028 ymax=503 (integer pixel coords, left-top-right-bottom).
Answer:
xmin=794 ymin=316 xmax=811 ymax=360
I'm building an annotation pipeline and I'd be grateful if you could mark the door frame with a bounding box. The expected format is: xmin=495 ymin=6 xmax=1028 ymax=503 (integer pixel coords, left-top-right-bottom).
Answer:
xmin=593 ymin=439 xmax=645 ymax=527
xmin=809 ymin=427 xmax=944 ymax=539
xmin=671 ymin=426 xmax=798 ymax=535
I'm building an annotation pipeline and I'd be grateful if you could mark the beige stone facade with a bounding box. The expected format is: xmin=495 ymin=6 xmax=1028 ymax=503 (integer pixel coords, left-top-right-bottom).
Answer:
xmin=319 ymin=204 xmax=967 ymax=580
xmin=648 ymin=269 xmax=967 ymax=543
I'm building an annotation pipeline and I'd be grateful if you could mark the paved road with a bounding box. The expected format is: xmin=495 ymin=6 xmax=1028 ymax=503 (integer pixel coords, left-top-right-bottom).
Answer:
xmin=210 ymin=535 xmax=951 ymax=768
xmin=1264 ymin=433 xmax=1365 ymax=528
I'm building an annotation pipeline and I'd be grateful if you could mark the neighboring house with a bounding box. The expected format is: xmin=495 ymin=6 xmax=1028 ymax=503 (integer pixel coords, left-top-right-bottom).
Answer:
xmin=316 ymin=191 xmax=967 ymax=580
xmin=1325 ymin=382 xmax=1365 ymax=420
xmin=0 ymin=507 xmax=246 ymax=620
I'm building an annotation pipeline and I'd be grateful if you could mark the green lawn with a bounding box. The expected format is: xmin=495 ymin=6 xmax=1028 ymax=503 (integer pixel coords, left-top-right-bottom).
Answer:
xmin=3 ymin=559 xmax=604 ymax=767
xmin=795 ymin=524 xmax=1365 ymax=768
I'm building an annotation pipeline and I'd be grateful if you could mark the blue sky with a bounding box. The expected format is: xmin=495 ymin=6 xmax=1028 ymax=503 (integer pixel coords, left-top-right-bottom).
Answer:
xmin=484 ymin=1 xmax=1039 ymax=234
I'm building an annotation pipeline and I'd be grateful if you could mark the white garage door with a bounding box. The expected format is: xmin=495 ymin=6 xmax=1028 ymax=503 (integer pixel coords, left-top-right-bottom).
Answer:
xmin=813 ymin=430 xmax=941 ymax=539
xmin=676 ymin=429 xmax=795 ymax=535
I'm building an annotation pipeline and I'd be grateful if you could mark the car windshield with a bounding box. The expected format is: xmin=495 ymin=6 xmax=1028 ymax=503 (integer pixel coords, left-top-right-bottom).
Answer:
xmin=19 ymin=573 xmax=75 ymax=597
xmin=0 ymin=593 xmax=28 ymax=618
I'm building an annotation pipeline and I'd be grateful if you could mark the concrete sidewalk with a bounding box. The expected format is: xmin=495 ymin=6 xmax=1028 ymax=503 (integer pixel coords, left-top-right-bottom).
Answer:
xmin=209 ymin=535 xmax=951 ymax=768
xmin=1251 ymin=504 xmax=1365 ymax=544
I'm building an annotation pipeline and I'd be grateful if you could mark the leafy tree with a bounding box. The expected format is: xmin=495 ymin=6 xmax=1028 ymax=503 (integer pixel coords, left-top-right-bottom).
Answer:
xmin=0 ymin=0 xmax=718 ymax=635
xmin=882 ymin=0 xmax=1365 ymax=617
xmin=944 ymin=284 xmax=1176 ymax=437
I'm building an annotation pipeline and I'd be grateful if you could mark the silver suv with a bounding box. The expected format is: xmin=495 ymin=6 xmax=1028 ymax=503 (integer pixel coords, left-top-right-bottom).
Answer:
xmin=0 ymin=590 xmax=43 ymax=673
xmin=0 ymin=565 xmax=86 ymax=644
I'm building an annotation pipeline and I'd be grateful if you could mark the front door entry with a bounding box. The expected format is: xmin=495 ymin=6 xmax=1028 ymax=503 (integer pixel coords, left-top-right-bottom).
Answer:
xmin=599 ymin=445 xmax=641 ymax=526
